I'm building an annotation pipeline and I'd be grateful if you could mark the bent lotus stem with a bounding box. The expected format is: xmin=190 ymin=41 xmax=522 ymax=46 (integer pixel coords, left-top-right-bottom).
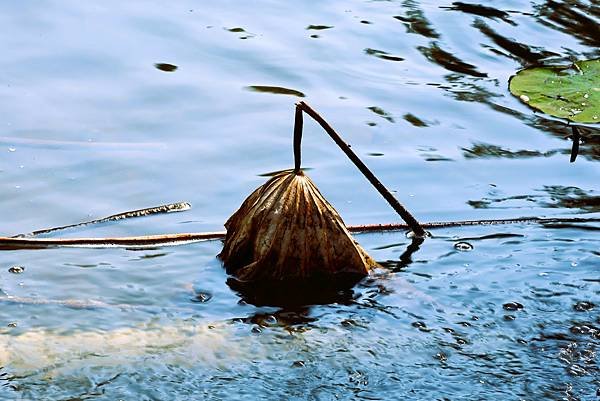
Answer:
xmin=295 ymin=101 xmax=427 ymax=238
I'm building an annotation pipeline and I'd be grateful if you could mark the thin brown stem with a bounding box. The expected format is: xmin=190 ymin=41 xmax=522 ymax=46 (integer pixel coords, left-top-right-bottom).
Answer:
xmin=2 ymin=217 xmax=596 ymax=250
xmin=296 ymin=100 xmax=427 ymax=237
xmin=293 ymin=104 xmax=304 ymax=173
xmin=0 ymin=232 xmax=226 ymax=250
xmin=12 ymin=202 xmax=192 ymax=238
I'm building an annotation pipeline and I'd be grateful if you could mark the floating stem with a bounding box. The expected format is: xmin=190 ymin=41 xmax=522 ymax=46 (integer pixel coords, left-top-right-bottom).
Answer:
xmin=1 ymin=217 xmax=597 ymax=250
xmin=13 ymin=202 xmax=192 ymax=238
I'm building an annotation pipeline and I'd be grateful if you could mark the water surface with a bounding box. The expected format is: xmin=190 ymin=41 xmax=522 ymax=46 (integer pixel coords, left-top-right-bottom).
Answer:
xmin=1 ymin=1 xmax=599 ymax=399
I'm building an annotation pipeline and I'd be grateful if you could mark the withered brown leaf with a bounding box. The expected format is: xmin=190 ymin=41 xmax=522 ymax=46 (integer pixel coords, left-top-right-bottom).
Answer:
xmin=219 ymin=170 xmax=378 ymax=283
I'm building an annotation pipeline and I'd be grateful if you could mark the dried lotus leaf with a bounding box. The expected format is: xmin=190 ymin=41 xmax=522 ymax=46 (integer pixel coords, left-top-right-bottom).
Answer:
xmin=219 ymin=170 xmax=378 ymax=283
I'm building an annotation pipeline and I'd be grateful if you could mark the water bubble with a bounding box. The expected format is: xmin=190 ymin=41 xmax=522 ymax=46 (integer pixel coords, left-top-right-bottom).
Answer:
xmin=251 ymin=325 xmax=262 ymax=334
xmin=406 ymin=230 xmax=431 ymax=239
xmin=503 ymin=302 xmax=524 ymax=311
xmin=454 ymin=242 xmax=473 ymax=251
xmin=7 ymin=322 xmax=17 ymax=328
xmin=8 ymin=266 xmax=25 ymax=274
xmin=191 ymin=291 xmax=212 ymax=303
xmin=292 ymin=360 xmax=305 ymax=368
xmin=8 ymin=147 xmax=15 ymax=152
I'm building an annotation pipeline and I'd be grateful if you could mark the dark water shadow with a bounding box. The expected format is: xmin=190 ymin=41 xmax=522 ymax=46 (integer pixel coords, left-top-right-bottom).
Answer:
xmin=154 ymin=63 xmax=178 ymax=72
xmin=231 ymin=307 xmax=318 ymax=333
xmin=364 ymin=48 xmax=404 ymax=62
xmin=226 ymin=273 xmax=363 ymax=307
xmin=463 ymin=143 xmax=561 ymax=159
xmin=368 ymin=106 xmax=395 ymax=123
xmin=534 ymin=0 xmax=600 ymax=48
xmin=378 ymin=237 xmax=425 ymax=273
xmin=418 ymin=43 xmax=488 ymax=77
xmin=394 ymin=1 xmax=440 ymax=39
xmin=246 ymin=85 xmax=305 ymax=97
xmin=441 ymin=2 xmax=516 ymax=25
xmin=467 ymin=185 xmax=600 ymax=212
xmin=473 ymin=19 xmax=559 ymax=66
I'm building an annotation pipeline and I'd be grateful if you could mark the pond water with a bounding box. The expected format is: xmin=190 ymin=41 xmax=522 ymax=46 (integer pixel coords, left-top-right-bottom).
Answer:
xmin=1 ymin=0 xmax=599 ymax=399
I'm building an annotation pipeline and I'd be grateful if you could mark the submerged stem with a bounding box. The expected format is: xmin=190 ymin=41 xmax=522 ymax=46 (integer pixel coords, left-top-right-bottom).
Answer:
xmin=296 ymin=101 xmax=426 ymax=238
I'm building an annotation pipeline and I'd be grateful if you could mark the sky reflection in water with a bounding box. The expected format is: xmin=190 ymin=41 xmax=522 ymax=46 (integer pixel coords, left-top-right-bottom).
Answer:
xmin=0 ymin=0 xmax=599 ymax=399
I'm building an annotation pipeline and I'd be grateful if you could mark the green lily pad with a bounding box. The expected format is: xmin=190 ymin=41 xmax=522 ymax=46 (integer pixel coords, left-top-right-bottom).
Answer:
xmin=509 ymin=58 xmax=599 ymax=123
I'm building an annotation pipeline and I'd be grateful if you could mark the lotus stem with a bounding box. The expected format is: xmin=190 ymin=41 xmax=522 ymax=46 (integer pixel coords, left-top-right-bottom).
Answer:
xmin=293 ymin=104 xmax=303 ymax=173
xmin=1 ymin=217 xmax=596 ymax=250
xmin=12 ymin=202 xmax=192 ymax=238
xmin=296 ymin=101 xmax=427 ymax=238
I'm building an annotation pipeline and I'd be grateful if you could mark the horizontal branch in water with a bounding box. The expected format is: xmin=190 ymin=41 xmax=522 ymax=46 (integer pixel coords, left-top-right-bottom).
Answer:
xmin=0 ymin=217 xmax=597 ymax=250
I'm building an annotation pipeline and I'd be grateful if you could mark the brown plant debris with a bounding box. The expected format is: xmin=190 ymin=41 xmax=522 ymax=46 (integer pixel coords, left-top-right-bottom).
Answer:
xmin=219 ymin=170 xmax=378 ymax=283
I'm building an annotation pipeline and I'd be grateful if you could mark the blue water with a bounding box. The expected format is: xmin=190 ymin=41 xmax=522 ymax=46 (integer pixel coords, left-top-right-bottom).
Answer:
xmin=1 ymin=1 xmax=598 ymax=399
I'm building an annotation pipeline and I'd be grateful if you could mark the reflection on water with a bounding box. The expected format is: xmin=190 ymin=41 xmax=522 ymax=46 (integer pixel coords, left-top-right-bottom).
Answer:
xmin=367 ymin=106 xmax=395 ymax=123
xmin=246 ymin=85 xmax=306 ymax=97
xmin=442 ymin=2 xmax=516 ymax=25
xmin=419 ymin=43 xmax=488 ymax=77
xmin=473 ymin=20 xmax=559 ymax=65
xmin=535 ymin=0 xmax=600 ymax=48
xmin=364 ymin=48 xmax=405 ymax=62
xmin=468 ymin=184 xmax=599 ymax=212
xmin=394 ymin=6 xmax=439 ymax=38
xmin=154 ymin=63 xmax=178 ymax=72
xmin=1 ymin=0 xmax=599 ymax=399
xmin=463 ymin=142 xmax=561 ymax=158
